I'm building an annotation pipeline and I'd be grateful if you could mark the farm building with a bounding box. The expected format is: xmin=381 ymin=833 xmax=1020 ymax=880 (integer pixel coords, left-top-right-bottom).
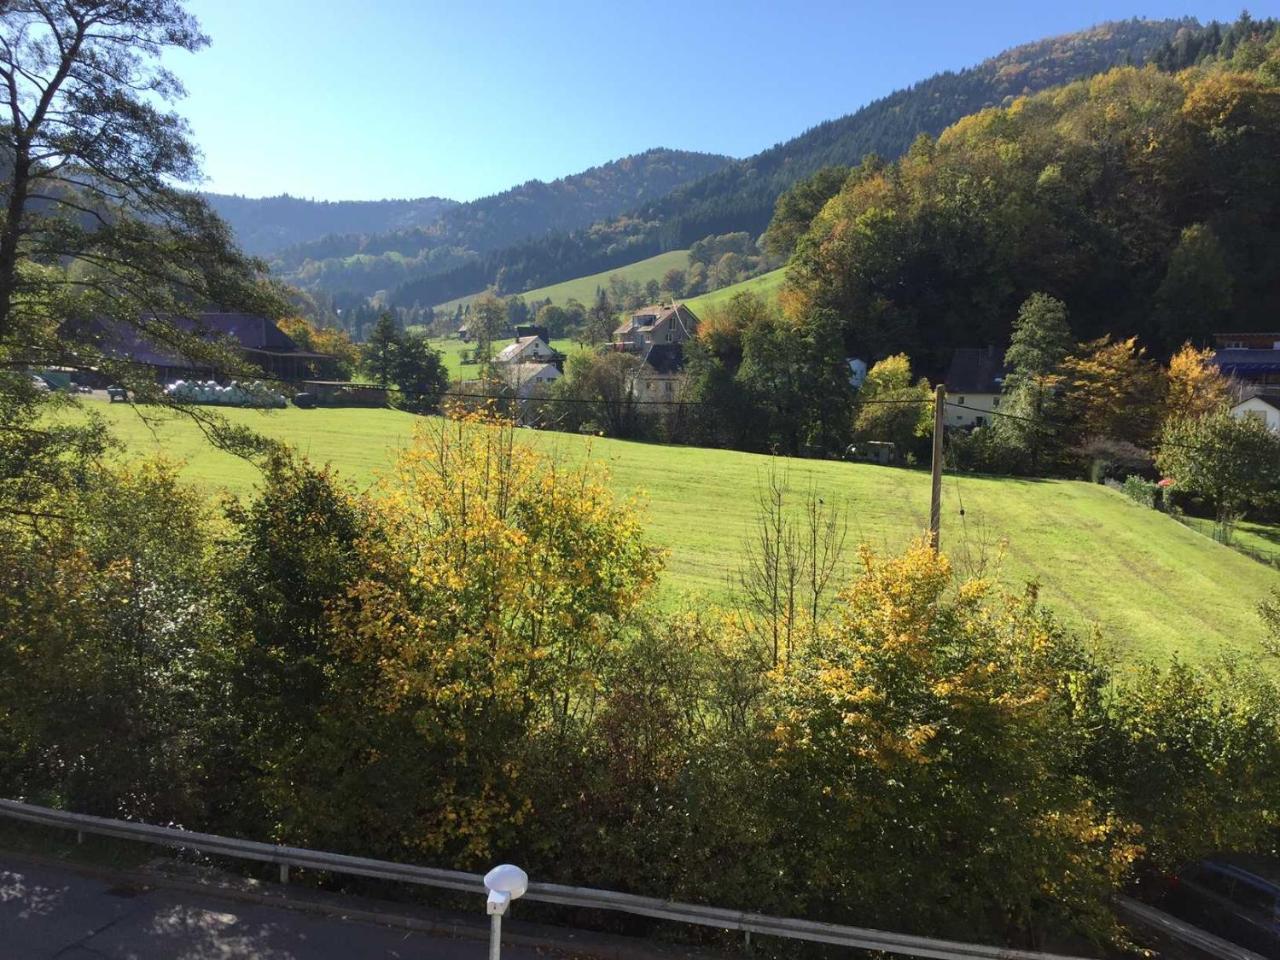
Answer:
xmin=1212 ymin=333 xmax=1280 ymax=388
xmin=81 ymin=312 xmax=335 ymax=383
xmin=943 ymin=347 xmax=1008 ymax=428
xmin=499 ymin=361 xmax=561 ymax=399
xmin=632 ymin=343 xmax=687 ymax=404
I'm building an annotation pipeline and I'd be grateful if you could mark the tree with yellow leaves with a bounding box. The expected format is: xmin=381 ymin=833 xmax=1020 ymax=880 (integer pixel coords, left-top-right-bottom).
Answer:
xmin=268 ymin=413 xmax=664 ymax=863
xmin=756 ymin=541 xmax=1138 ymax=943
xmin=277 ymin=315 xmax=361 ymax=380
xmin=1165 ymin=342 xmax=1231 ymax=424
xmin=1061 ymin=335 xmax=1165 ymax=447
xmin=852 ymin=353 xmax=932 ymax=456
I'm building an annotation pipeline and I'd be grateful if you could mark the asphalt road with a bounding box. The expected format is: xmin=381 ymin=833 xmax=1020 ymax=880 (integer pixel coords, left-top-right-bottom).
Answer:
xmin=0 ymin=856 xmax=536 ymax=960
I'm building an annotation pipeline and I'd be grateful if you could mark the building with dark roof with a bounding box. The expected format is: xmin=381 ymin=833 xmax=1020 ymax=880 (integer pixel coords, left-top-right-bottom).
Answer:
xmin=1213 ymin=348 xmax=1280 ymax=388
xmin=632 ymin=343 xmax=687 ymax=404
xmin=943 ymin=347 xmax=1008 ymax=428
xmin=86 ymin=312 xmax=334 ymax=383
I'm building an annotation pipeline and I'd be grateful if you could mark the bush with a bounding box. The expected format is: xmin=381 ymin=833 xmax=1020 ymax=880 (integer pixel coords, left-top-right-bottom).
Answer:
xmin=1121 ymin=474 xmax=1159 ymax=508
xmin=8 ymin=418 xmax=1280 ymax=950
xmin=0 ymin=460 xmax=229 ymax=822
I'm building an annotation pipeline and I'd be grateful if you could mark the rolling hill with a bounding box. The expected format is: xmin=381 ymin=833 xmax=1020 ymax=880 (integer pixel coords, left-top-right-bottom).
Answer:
xmin=625 ymin=19 xmax=1195 ymax=247
xmin=432 ymin=250 xmax=691 ymax=314
xmin=270 ymin=149 xmax=733 ymax=296
xmin=203 ymin=194 xmax=458 ymax=256
xmin=685 ymin=267 xmax=786 ymax=314
xmin=87 ymin=400 xmax=1280 ymax=666
xmin=379 ymin=18 xmax=1196 ymax=310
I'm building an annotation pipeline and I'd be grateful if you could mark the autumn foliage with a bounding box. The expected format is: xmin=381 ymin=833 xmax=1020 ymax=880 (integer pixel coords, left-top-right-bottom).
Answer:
xmin=2 ymin=418 xmax=1279 ymax=950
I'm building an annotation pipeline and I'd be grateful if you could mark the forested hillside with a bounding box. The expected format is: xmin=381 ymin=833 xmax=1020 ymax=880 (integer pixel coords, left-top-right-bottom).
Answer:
xmin=785 ymin=15 xmax=1280 ymax=373
xmin=271 ymin=148 xmax=732 ymax=297
xmin=383 ymin=18 xmax=1193 ymax=310
xmin=203 ymin=194 xmax=458 ymax=256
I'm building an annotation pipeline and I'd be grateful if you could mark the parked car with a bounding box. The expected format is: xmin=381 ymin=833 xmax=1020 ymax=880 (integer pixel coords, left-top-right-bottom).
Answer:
xmin=1160 ymin=855 xmax=1280 ymax=957
xmin=106 ymin=384 xmax=128 ymax=403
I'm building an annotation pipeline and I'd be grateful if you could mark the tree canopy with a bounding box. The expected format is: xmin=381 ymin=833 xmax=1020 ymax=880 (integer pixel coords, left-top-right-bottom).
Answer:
xmin=786 ymin=29 xmax=1280 ymax=371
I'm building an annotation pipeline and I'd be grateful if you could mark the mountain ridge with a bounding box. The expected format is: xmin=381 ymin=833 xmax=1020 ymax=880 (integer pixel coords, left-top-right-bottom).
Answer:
xmin=267 ymin=147 xmax=734 ymax=297
xmin=203 ymin=192 xmax=458 ymax=256
xmin=382 ymin=17 xmax=1197 ymax=311
xmin=229 ymin=18 xmax=1198 ymax=312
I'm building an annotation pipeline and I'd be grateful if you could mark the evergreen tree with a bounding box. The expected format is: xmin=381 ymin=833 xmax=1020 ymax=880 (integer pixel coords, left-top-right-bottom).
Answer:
xmin=363 ymin=313 xmax=402 ymax=387
xmin=583 ymin=289 xmax=616 ymax=346
xmin=393 ymin=335 xmax=450 ymax=413
xmin=1005 ymin=294 xmax=1073 ymax=387
xmin=995 ymin=294 xmax=1074 ymax=475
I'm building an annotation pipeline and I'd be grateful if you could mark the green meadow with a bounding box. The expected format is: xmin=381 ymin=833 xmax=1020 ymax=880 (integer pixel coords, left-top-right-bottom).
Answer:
xmin=427 ymin=252 xmax=783 ymax=329
xmin=685 ymin=267 xmax=786 ymax=313
xmin=432 ymin=250 xmax=691 ymax=314
xmin=86 ymin=399 xmax=1280 ymax=668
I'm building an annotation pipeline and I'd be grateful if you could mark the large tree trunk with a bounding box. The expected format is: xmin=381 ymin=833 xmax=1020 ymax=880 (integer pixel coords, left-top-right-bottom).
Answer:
xmin=0 ymin=146 xmax=30 ymax=339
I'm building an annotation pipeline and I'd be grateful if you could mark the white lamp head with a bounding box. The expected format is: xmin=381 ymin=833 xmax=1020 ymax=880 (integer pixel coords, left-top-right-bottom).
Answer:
xmin=484 ymin=864 xmax=528 ymax=916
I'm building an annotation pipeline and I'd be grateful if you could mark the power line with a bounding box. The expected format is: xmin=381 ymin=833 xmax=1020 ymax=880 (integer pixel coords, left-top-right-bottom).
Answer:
xmin=944 ymin=400 xmax=1208 ymax=453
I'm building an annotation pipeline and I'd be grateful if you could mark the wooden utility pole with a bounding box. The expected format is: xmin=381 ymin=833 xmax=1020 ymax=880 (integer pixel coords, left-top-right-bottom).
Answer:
xmin=929 ymin=383 xmax=946 ymax=552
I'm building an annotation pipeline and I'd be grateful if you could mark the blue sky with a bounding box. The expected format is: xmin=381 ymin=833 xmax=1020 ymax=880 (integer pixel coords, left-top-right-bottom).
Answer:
xmin=173 ymin=0 xmax=1278 ymax=202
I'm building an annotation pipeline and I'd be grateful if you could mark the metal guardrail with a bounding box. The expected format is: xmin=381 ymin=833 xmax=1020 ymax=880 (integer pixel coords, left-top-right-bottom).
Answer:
xmin=0 ymin=796 xmax=1208 ymax=960
xmin=1114 ymin=896 xmax=1268 ymax=960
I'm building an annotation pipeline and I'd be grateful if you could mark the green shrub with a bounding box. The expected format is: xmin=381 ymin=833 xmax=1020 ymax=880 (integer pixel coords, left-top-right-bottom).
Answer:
xmin=1121 ymin=474 xmax=1159 ymax=508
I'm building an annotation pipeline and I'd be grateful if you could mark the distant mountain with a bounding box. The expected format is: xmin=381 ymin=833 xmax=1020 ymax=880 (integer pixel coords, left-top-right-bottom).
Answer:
xmin=204 ymin=193 xmax=458 ymax=256
xmin=270 ymin=148 xmax=734 ymax=297
xmin=384 ymin=17 xmax=1196 ymax=309
xmin=632 ymin=18 xmax=1195 ymax=246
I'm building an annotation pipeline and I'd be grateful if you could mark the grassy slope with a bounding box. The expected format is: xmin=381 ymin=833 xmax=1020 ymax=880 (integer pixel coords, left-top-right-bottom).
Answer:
xmin=685 ymin=268 xmax=786 ymax=313
xmin=434 ymin=250 xmax=691 ymax=313
xmin=89 ymin=400 xmax=1280 ymax=666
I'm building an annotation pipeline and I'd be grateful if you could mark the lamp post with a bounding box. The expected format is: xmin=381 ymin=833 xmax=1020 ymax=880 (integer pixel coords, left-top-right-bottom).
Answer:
xmin=484 ymin=864 xmax=528 ymax=960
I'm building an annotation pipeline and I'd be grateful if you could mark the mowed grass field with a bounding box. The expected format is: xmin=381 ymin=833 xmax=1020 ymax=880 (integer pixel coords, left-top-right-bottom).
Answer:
xmin=433 ymin=250 xmax=691 ymax=314
xmin=686 ymin=267 xmax=786 ymax=313
xmin=84 ymin=399 xmax=1280 ymax=667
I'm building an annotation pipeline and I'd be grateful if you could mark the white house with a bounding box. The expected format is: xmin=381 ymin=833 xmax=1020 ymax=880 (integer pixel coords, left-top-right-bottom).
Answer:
xmin=943 ymin=347 xmax=1007 ymax=428
xmin=495 ymin=335 xmax=557 ymax=366
xmin=1231 ymin=392 xmax=1280 ymax=432
xmin=500 ymin=361 xmax=561 ymax=399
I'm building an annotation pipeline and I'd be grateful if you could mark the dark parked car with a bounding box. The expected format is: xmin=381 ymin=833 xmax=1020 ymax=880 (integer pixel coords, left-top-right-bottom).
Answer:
xmin=1161 ymin=855 xmax=1280 ymax=957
